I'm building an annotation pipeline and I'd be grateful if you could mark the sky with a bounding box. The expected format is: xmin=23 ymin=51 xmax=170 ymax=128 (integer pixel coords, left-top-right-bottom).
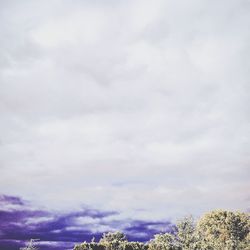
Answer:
xmin=0 ymin=194 xmax=175 ymax=250
xmin=0 ymin=0 xmax=250 ymax=249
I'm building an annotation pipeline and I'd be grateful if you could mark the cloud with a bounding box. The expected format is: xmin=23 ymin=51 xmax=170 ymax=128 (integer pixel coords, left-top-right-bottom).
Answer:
xmin=0 ymin=0 xmax=249 ymax=234
xmin=0 ymin=195 xmax=174 ymax=250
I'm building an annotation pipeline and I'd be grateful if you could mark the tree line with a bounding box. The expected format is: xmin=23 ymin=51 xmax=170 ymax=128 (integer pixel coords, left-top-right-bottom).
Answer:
xmin=73 ymin=210 xmax=249 ymax=250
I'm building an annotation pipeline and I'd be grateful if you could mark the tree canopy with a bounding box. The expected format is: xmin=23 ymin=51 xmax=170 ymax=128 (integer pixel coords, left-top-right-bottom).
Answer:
xmin=73 ymin=210 xmax=249 ymax=250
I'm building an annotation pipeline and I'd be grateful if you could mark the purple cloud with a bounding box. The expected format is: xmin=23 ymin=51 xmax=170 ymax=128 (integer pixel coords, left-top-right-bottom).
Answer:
xmin=124 ymin=220 xmax=176 ymax=242
xmin=0 ymin=194 xmax=174 ymax=250
xmin=0 ymin=194 xmax=25 ymax=206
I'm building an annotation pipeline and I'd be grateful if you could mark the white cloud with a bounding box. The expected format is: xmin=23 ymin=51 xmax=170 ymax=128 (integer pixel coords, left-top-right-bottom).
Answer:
xmin=0 ymin=0 xmax=249 ymax=220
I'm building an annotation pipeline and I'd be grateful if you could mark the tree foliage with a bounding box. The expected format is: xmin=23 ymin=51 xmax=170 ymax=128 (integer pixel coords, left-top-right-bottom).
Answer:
xmin=176 ymin=216 xmax=197 ymax=249
xmin=74 ymin=232 xmax=147 ymax=250
xmin=74 ymin=210 xmax=249 ymax=250
xmin=148 ymin=233 xmax=180 ymax=250
xmin=20 ymin=239 xmax=39 ymax=250
xmin=196 ymin=210 xmax=249 ymax=250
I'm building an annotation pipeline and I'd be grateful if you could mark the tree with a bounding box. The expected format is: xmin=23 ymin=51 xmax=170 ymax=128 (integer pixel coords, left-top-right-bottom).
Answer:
xmin=176 ymin=216 xmax=197 ymax=249
xmin=196 ymin=210 xmax=250 ymax=250
xmin=148 ymin=233 xmax=180 ymax=250
xmin=99 ymin=231 xmax=127 ymax=250
xmin=20 ymin=239 xmax=39 ymax=250
xmin=99 ymin=231 xmax=127 ymax=243
xmin=75 ymin=242 xmax=106 ymax=250
xmin=123 ymin=241 xmax=147 ymax=250
xmin=74 ymin=233 xmax=146 ymax=250
xmin=73 ymin=210 xmax=250 ymax=250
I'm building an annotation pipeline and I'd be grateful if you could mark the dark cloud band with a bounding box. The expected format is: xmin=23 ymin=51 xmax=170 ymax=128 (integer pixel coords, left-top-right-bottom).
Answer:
xmin=0 ymin=194 xmax=174 ymax=250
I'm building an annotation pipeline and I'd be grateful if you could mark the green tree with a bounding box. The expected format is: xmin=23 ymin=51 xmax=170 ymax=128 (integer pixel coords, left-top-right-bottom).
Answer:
xmin=20 ymin=239 xmax=39 ymax=250
xmin=196 ymin=210 xmax=250 ymax=250
xmin=176 ymin=216 xmax=197 ymax=249
xmin=123 ymin=241 xmax=147 ymax=250
xmin=99 ymin=231 xmax=127 ymax=250
xmin=148 ymin=233 xmax=180 ymax=250
xmin=100 ymin=231 xmax=127 ymax=243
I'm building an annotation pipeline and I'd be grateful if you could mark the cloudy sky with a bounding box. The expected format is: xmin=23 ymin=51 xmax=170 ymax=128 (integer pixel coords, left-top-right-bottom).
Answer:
xmin=0 ymin=0 xmax=250 ymax=248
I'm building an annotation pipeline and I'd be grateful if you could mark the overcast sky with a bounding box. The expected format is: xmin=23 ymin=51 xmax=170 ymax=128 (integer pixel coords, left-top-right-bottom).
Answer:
xmin=0 ymin=0 xmax=250 ymax=225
